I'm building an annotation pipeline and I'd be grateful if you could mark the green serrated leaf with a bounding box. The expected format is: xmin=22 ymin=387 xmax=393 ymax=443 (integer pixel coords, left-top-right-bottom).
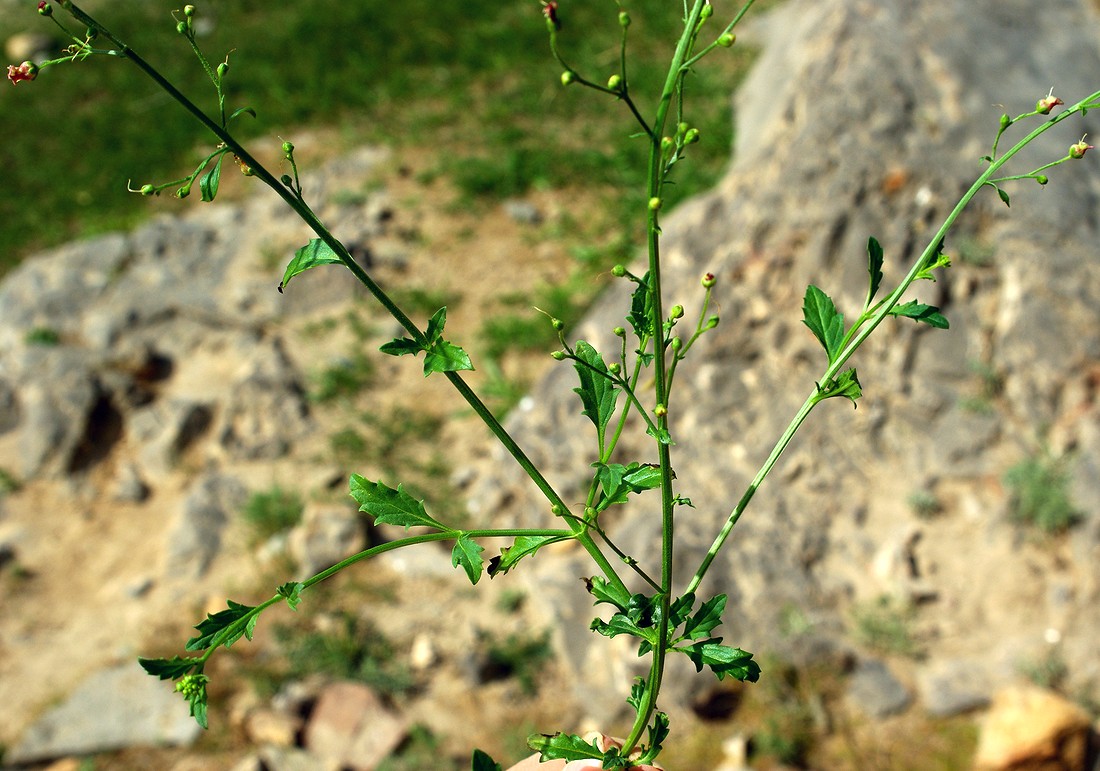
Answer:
xmin=639 ymin=711 xmax=671 ymax=764
xmin=889 ymin=300 xmax=949 ymax=329
xmin=189 ymin=689 xmax=209 ymax=730
xmin=866 ymin=236 xmax=884 ymax=307
xmin=199 ymin=152 xmax=225 ymax=203
xmin=423 ymin=340 xmax=474 ymax=375
xmin=470 ymin=749 xmax=503 ymax=771
xmin=683 ymin=594 xmax=727 ymax=640
xmin=379 ymin=337 xmax=423 ymax=357
xmin=487 ymin=535 xmax=568 ymax=576
xmin=452 ymin=535 xmax=484 ymax=585
xmin=529 ymin=732 xmax=604 ymax=763
xmin=802 ymin=285 xmax=845 ymax=362
xmin=572 ymin=341 xmax=620 ymax=436
xmin=668 ymin=592 xmax=696 ymax=629
xmin=425 ymin=307 xmax=448 ymax=344
xmin=814 ymin=367 xmax=863 ymax=407
xmin=185 ymin=599 xmax=257 ymax=651
xmin=279 ymin=238 xmax=343 ymax=292
xmin=629 ymin=272 xmax=655 ymax=339
xmin=349 ymin=475 xmax=447 ymax=530
xmin=590 ymin=612 xmax=646 ymax=640
xmin=276 ymin=581 xmax=304 ymax=610
xmin=138 ymin=656 xmax=200 ymax=680
xmin=586 ymin=576 xmax=632 ymax=611
xmin=681 ymin=640 xmax=761 ymax=681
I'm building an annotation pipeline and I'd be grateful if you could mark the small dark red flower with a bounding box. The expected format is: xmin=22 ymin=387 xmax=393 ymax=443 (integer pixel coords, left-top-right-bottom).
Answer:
xmin=542 ymin=1 xmax=561 ymax=30
xmin=6 ymin=61 xmax=38 ymax=85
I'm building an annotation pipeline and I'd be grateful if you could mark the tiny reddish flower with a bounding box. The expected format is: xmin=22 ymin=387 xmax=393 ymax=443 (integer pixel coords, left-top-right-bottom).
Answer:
xmin=1069 ymin=134 xmax=1094 ymax=160
xmin=38 ymin=1 xmax=52 ymax=16
xmin=6 ymin=61 xmax=38 ymax=85
xmin=1036 ymin=87 xmax=1064 ymax=115
xmin=542 ymin=0 xmax=561 ymax=30
xmin=702 ymin=272 xmax=717 ymax=288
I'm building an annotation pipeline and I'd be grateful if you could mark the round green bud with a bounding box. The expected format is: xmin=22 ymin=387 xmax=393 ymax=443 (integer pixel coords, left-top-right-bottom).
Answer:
xmin=670 ymin=337 xmax=682 ymax=351
xmin=551 ymin=504 xmax=564 ymax=516
xmin=611 ymin=264 xmax=627 ymax=277
xmin=139 ymin=184 xmax=155 ymax=196
xmin=609 ymin=362 xmax=622 ymax=375
xmin=280 ymin=174 xmax=293 ymax=186
xmin=677 ymin=122 xmax=689 ymax=136
xmin=700 ymin=4 xmax=713 ymax=20
xmin=584 ymin=506 xmax=596 ymax=519
xmin=705 ymin=315 xmax=720 ymax=329
xmin=1036 ymin=174 xmax=1049 ymax=186
xmin=669 ymin=304 xmax=684 ymax=319
xmin=648 ymin=196 xmax=663 ymax=211
xmin=661 ymin=136 xmax=674 ymax=153
xmin=183 ymin=4 xmax=196 ymax=16
xmin=561 ymin=71 xmax=575 ymax=86
xmin=999 ymin=113 xmax=1012 ymax=131
xmin=551 ymin=350 xmax=566 ymax=361
xmin=701 ymin=272 xmax=717 ymax=288
xmin=613 ymin=326 xmax=626 ymax=337
xmin=216 ymin=61 xmax=229 ymax=78
xmin=551 ymin=317 xmax=565 ymax=331
xmin=607 ymin=74 xmax=622 ymax=91
xmin=717 ymin=32 xmax=736 ymax=47
xmin=176 ymin=20 xmax=188 ymax=34
xmin=282 ymin=140 xmax=294 ymax=156
xmin=684 ymin=128 xmax=700 ymax=145
xmin=619 ymin=10 xmax=630 ymax=27
xmin=176 ymin=185 xmax=191 ymax=199
xmin=654 ymin=404 xmax=668 ymax=417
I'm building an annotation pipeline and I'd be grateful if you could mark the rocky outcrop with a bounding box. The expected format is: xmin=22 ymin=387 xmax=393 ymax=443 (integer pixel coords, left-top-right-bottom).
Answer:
xmin=466 ymin=0 xmax=1100 ymax=725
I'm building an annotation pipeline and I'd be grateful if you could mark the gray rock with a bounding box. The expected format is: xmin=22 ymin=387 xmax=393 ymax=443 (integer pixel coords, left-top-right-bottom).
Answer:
xmin=5 ymin=662 xmax=201 ymax=764
xmin=165 ymin=473 xmax=246 ymax=578
xmin=288 ymin=503 xmax=365 ymax=578
xmin=918 ymin=658 xmax=992 ymax=717
xmin=302 ymin=680 xmax=408 ymax=771
xmin=846 ymin=658 xmax=912 ymax=718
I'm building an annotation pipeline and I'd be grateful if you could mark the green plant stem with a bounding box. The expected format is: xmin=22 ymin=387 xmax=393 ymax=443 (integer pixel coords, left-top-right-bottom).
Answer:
xmin=686 ymin=88 xmax=1100 ymax=595
xmin=59 ymin=1 xmax=632 ymax=599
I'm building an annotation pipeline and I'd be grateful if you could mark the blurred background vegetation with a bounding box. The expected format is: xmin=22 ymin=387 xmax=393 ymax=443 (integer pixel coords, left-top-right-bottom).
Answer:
xmin=0 ymin=0 xmax=761 ymax=276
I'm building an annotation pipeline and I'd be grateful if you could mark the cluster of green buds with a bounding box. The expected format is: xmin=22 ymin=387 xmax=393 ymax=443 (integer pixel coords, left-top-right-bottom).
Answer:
xmin=176 ymin=4 xmax=197 ymax=36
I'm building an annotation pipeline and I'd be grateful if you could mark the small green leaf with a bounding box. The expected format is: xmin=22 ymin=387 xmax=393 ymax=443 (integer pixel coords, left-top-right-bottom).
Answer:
xmin=528 ymin=732 xmax=604 ymax=763
xmin=629 ymin=272 xmax=655 ymax=339
xmin=423 ymin=340 xmax=474 ymax=375
xmin=138 ymin=656 xmax=200 ymax=680
xmin=668 ymin=592 xmax=696 ymax=628
xmin=425 ymin=307 xmax=448 ymax=344
xmin=452 ymin=535 xmax=484 ymax=585
xmin=645 ymin=424 xmax=674 ymax=445
xmin=590 ymin=613 xmax=645 ymax=640
xmin=379 ymin=337 xmax=423 ymax=357
xmin=638 ymin=711 xmax=671 ymax=764
xmin=802 ymin=285 xmax=845 ymax=363
xmin=585 ymin=575 xmax=631 ymax=611
xmin=276 ymin=581 xmax=304 ymax=610
xmin=349 ymin=475 xmax=446 ymax=530
xmin=683 ymin=594 xmax=727 ymax=640
xmin=681 ymin=640 xmax=761 ymax=682
xmin=889 ymin=300 xmax=949 ymax=329
xmin=279 ymin=238 xmax=343 ymax=292
xmin=996 ymin=185 xmax=1011 ymax=207
xmin=199 ymin=152 xmax=225 ymax=203
xmin=573 ymin=341 xmax=620 ymax=435
xmin=185 ymin=600 xmax=258 ymax=651
xmin=227 ymin=106 xmax=257 ymax=124
xmin=488 ymin=535 xmax=569 ymax=576
xmin=866 ymin=236 xmax=884 ymax=307
xmin=814 ymin=367 xmax=863 ymax=407
xmin=914 ymin=239 xmax=951 ymax=281
xmin=471 ymin=749 xmax=503 ymax=771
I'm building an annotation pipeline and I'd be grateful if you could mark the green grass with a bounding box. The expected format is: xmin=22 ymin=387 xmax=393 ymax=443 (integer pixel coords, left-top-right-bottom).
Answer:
xmin=1004 ymin=452 xmax=1080 ymax=534
xmin=1 ymin=0 xmax=757 ymax=275
xmin=240 ymin=485 xmax=303 ymax=542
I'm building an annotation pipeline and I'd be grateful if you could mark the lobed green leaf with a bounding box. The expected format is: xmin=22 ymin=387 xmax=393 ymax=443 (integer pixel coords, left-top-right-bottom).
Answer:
xmin=572 ymin=341 xmax=620 ymax=435
xmin=379 ymin=337 xmax=423 ymax=357
xmin=452 ymin=535 xmax=485 ymax=585
xmin=349 ymin=474 xmax=446 ymax=530
xmin=528 ymin=732 xmax=605 ymax=764
xmin=628 ymin=272 xmax=655 ymax=340
xmin=138 ymin=656 xmax=200 ymax=680
xmin=889 ymin=300 xmax=949 ymax=329
xmin=488 ymin=534 xmax=570 ymax=577
xmin=802 ymin=285 xmax=845 ymax=363
xmin=683 ymin=593 xmax=727 ymax=641
xmin=185 ymin=600 xmax=258 ymax=651
xmin=585 ymin=575 xmax=632 ymax=611
xmin=424 ymin=339 xmax=474 ymax=375
xmin=814 ymin=367 xmax=863 ymax=407
xmin=279 ymin=238 xmax=343 ymax=292
xmin=276 ymin=581 xmax=304 ymax=610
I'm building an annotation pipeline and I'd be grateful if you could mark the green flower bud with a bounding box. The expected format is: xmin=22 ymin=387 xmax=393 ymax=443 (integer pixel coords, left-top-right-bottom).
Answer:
xmin=613 ymin=326 xmax=626 ymax=337
xmin=661 ymin=136 xmax=674 ymax=154
xmin=684 ymin=127 xmax=700 ymax=145
xmin=717 ymin=32 xmax=736 ymax=47
xmin=551 ymin=504 xmax=564 ymax=516
xmin=704 ymin=315 xmax=719 ymax=329
xmin=701 ymin=272 xmax=717 ymax=288
xmin=611 ymin=264 xmax=627 ymax=277
xmin=700 ymin=4 xmax=713 ymax=20
xmin=176 ymin=20 xmax=188 ymax=34
xmin=1036 ymin=175 xmax=1049 ymax=186
xmin=38 ymin=3 xmax=52 ymax=16
xmin=216 ymin=61 xmax=229 ymax=78
xmin=551 ymin=317 xmax=565 ymax=331
xmin=584 ymin=506 xmax=596 ymax=519
xmin=282 ymin=140 xmax=294 ymax=156
xmin=183 ymin=4 xmax=196 ymax=17
xmin=280 ymin=174 xmax=293 ymax=186
xmin=1069 ymin=134 xmax=1094 ymax=159
xmin=561 ymin=71 xmax=575 ymax=86
xmin=670 ymin=337 xmax=682 ymax=351
xmin=619 ymin=10 xmax=631 ymax=27
xmin=999 ymin=113 xmax=1012 ymax=131
xmin=176 ymin=185 xmax=191 ymax=199
xmin=648 ymin=197 xmax=662 ymax=211
xmin=607 ymin=74 xmax=622 ymax=91
xmin=669 ymin=304 xmax=684 ymax=319
xmin=139 ymin=184 xmax=155 ymax=196
xmin=609 ymin=362 xmax=622 ymax=375
xmin=551 ymin=350 xmax=566 ymax=361
xmin=677 ymin=122 xmax=689 ymax=136
xmin=654 ymin=404 xmax=668 ymax=417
